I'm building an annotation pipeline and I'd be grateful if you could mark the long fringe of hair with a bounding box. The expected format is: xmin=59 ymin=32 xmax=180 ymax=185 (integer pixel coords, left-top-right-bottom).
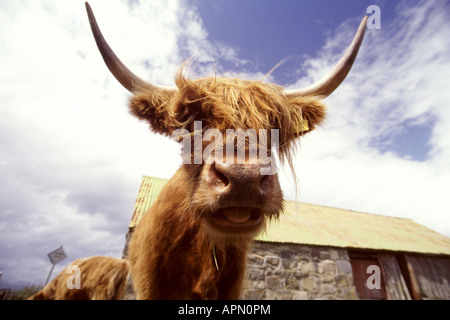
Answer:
xmin=129 ymin=61 xmax=326 ymax=186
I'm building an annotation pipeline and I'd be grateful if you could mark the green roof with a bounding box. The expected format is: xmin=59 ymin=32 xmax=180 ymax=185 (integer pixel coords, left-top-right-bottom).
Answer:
xmin=130 ymin=176 xmax=450 ymax=255
xmin=257 ymin=201 xmax=450 ymax=255
xmin=129 ymin=176 xmax=169 ymax=228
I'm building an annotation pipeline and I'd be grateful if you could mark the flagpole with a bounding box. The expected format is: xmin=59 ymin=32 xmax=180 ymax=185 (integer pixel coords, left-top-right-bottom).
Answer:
xmin=45 ymin=263 xmax=56 ymax=286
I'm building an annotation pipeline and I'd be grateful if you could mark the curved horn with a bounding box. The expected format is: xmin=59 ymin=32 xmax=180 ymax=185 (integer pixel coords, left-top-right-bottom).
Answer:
xmin=85 ymin=2 xmax=169 ymax=93
xmin=286 ymin=16 xmax=368 ymax=98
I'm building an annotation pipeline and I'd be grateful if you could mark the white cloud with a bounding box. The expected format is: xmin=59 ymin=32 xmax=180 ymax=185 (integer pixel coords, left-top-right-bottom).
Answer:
xmin=283 ymin=1 xmax=450 ymax=236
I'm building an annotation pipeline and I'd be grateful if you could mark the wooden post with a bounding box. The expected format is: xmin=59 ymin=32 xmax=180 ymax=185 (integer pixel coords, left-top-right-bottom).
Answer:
xmin=404 ymin=255 xmax=422 ymax=300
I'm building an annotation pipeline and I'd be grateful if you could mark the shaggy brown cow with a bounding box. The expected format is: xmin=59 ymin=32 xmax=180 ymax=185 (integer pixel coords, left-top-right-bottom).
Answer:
xmin=29 ymin=256 xmax=130 ymax=300
xmin=33 ymin=3 xmax=366 ymax=300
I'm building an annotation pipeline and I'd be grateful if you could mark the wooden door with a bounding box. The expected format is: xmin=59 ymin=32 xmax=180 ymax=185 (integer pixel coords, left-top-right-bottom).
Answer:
xmin=350 ymin=257 xmax=387 ymax=300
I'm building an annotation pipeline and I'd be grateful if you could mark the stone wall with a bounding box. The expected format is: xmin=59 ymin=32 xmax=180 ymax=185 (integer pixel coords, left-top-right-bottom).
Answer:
xmin=241 ymin=241 xmax=358 ymax=300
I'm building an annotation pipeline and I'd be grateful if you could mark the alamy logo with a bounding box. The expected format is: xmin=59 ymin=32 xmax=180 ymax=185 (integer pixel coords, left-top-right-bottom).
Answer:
xmin=366 ymin=265 xmax=381 ymax=290
xmin=367 ymin=5 xmax=381 ymax=29
xmin=66 ymin=265 xmax=81 ymax=290
xmin=172 ymin=121 xmax=280 ymax=175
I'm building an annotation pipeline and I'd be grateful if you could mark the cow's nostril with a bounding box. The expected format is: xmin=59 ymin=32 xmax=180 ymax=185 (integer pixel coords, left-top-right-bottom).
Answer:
xmin=210 ymin=162 xmax=230 ymax=187
xmin=259 ymin=174 xmax=273 ymax=195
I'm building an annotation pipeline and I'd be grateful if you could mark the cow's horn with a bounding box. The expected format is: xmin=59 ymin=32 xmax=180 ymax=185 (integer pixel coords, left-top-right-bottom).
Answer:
xmin=285 ymin=16 xmax=368 ymax=98
xmin=85 ymin=2 xmax=171 ymax=94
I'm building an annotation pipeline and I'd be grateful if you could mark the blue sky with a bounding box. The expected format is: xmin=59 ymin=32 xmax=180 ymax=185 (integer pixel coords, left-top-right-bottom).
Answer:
xmin=0 ymin=0 xmax=449 ymax=289
xmin=193 ymin=0 xmax=398 ymax=83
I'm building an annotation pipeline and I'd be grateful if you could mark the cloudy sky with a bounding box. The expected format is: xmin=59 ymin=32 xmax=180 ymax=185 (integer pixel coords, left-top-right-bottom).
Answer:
xmin=1 ymin=0 xmax=449 ymax=289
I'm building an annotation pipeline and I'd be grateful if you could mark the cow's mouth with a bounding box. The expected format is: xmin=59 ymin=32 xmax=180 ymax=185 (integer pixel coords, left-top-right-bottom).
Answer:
xmin=209 ymin=207 xmax=263 ymax=230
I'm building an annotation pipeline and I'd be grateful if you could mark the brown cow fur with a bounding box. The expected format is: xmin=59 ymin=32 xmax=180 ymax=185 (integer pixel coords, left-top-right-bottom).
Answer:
xmin=130 ymin=72 xmax=326 ymax=172
xmin=29 ymin=75 xmax=325 ymax=300
xmin=126 ymin=73 xmax=325 ymax=300
xmin=127 ymin=164 xmax=283 ymax=299
xmin=29 ymin=256 xmax=130 ymax=300
xmin=128 ymin=171 xmax=248 ymax=299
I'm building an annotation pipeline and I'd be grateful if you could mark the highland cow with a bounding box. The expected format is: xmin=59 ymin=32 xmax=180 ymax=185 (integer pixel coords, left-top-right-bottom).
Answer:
xmin=31 ymin=2 xmax=366 ymax=300
xmin=29 ymin=256 xmax=130 ymax=300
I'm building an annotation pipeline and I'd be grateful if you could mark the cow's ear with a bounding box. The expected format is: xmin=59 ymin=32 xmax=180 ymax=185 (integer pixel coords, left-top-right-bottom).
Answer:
xmin=302 ymin=100 xmax=327 ymax=133
xmin=129 ymin=91 xmax=205 ymax=136
xmin=291 ymin=98 xmax=327 ymax=137
xmin=128 ymin=91 xmax=175 ymax=136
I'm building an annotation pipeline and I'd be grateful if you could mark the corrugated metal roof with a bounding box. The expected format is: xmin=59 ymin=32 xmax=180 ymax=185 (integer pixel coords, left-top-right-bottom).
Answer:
xmin=130 ymin=176 xmax=450 ymax=255
xmin=129 ymin=176 xmax=168 ymax=228
xmin=256 ymin=201 xmax=450 ymax=255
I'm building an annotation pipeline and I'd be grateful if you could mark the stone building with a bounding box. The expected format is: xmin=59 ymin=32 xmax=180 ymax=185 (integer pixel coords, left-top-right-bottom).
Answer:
xmin=124 ymin=176 xmax=450 ymax=300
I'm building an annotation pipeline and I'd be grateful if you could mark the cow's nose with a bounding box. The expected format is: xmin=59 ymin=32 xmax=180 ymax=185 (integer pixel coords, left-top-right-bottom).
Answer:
xmin=208 ymin=160 xmax=274 ymax=198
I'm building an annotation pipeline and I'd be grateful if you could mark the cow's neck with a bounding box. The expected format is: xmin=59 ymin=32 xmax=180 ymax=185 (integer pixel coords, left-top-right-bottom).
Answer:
xmin=132 ymin=167 xmax=250 ymax=299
